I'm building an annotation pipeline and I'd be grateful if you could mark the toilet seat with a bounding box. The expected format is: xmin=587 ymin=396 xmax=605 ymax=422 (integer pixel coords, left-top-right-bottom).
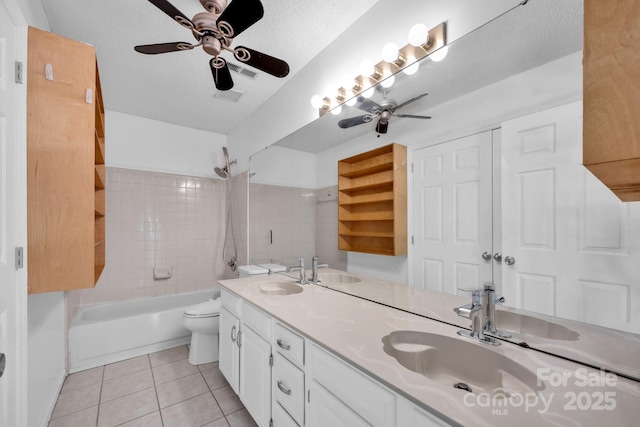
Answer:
xmin=184 ymin=298 xmax=221 ymax=318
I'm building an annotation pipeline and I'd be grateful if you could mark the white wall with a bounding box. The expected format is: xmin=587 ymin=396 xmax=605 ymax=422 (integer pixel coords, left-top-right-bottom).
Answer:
xmin=315 ymin=52 xmax=583 ymax=284
xmin=250 ymin=146 xmax=316 ymax=189
xmin=27 ymin=293 xmax=66 ymax=427
xmin=228 ymin=0 xmax=522 ymax=172
xmin=106 ymin=110 xmax=228 ymax=178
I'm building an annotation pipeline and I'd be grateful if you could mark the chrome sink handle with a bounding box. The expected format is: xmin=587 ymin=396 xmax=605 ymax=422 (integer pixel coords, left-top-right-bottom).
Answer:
xmin=289 ymin=258 xmax=308 ymax=285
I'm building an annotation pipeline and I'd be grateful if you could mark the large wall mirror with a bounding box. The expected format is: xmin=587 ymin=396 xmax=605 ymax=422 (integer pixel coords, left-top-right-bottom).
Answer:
xmin=249 ymin=0 xmax=640 ymax=381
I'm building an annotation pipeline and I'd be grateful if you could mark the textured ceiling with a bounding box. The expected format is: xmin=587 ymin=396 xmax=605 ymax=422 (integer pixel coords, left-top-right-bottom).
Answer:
xmin=40 ymin=0 xmax=380 ymax=134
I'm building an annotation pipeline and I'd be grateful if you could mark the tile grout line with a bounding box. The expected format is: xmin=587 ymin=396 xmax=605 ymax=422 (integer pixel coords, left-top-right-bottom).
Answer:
xmin=148 ymin=354 xmax=165 ymax=427
xmin=95 ymin=365 xmax=105 ymax=427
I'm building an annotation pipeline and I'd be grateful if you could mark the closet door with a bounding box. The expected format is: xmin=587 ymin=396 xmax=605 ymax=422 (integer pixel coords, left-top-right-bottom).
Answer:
xmin=412 ymin=131 xmax=493 ymax=294
xmin=501 ymin=101 xmax=640 ymax=333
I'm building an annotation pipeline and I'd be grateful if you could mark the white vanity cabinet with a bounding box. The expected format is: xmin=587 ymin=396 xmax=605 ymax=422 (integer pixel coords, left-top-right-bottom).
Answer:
xmin=220 ymin=289 xmax=272 ymax=427
xmin=272 ymin=322 xmax=306 ymax=426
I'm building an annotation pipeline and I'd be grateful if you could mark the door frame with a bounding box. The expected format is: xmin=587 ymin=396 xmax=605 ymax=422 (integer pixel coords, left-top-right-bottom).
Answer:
xmin=1 ymin=0 xmax=28 ymax=424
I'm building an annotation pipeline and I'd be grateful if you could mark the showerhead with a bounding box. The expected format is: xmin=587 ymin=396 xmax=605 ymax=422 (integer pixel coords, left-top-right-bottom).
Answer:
xmin=215 ymin=166 xmax=229 ymax=179
xmin=216 ymin=147 xmax=237 ymax=179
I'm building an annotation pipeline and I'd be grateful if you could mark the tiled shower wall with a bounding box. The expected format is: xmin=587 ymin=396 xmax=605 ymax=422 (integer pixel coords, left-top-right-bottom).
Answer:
xmin=249 ymin=183 xmax=347 ymax=270
xmin=250 ymin=183 xmax=316 ymax=267
xmin=66 ymin=168 xmax=232 ymax=320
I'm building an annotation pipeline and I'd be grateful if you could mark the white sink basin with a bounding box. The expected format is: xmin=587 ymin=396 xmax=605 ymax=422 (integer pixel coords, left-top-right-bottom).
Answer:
xmin=496 ymin=311 xmax=580 ymax=341
xmin=382 ymin=330 xmax=544 ymax=397
xmin=255 ymin=281 xmax=303 ymax=296
xmin=318 ymin=273 xmax=362 ymax=284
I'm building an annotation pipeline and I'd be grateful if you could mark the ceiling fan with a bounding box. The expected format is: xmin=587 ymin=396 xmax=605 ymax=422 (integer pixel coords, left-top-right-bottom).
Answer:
xmin=134 ymin=0 xmax=290 ymax=91
xmin=338 ymin=92 xmax=431 ymax=134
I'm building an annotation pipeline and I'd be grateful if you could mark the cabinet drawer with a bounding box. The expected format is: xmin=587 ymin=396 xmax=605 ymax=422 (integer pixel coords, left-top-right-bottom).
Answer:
xmin=274 ymin=353 xmax=304 ymax=426
xmin=274 ymin=322 xmax=304 ymax=367
xmin=273 ymin=402 xmax=300 ymax=427
xmin=242 ymin=300 xmax=272 ymax=341
xmin=221 ymin=288 xmax=241 ymax=317
xmin=309 ymin=343 xmax=395 ymax=427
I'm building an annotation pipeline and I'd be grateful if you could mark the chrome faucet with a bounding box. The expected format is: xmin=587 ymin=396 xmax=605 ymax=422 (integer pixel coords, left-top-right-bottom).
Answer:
xmin=456 ymin=284 xmax=505 ymax=346
xmin=310 ymin=256 xmax=329 ymax=284
xmin=289 ymin=258 xmax=308 ymax=285
xmin=484 ymin=283 xmax=512 ymax=339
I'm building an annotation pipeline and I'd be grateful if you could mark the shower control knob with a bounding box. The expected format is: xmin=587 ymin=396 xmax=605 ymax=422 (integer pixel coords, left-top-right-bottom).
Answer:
xmin=481 ymin=252 xmax=492 ymax=261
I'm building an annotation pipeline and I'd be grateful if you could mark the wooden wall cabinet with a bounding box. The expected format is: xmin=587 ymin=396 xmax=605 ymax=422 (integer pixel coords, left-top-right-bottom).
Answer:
xmin=338 ymin=143 xmax=407 ymax=256
xmin=583 ymin=0 xmax=640 ymax=201
xmin=27 ymin=27 xmax=105 ymax=293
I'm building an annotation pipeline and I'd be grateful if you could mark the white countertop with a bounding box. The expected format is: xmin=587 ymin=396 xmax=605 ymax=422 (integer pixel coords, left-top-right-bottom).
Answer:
xmin=219 ymin=272 xmax=640 ymax=427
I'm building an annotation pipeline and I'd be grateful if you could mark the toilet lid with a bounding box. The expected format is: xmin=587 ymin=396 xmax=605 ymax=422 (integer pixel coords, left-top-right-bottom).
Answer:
xmin=185 ymin=298 xmax=221 ymax=316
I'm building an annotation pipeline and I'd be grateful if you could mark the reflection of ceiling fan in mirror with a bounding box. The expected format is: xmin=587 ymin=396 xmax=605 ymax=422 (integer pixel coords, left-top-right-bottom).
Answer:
xmin=134 ymin=0 xmax=290 ymax=91
xmin=338 ymin=92 xmax=431 ymax=135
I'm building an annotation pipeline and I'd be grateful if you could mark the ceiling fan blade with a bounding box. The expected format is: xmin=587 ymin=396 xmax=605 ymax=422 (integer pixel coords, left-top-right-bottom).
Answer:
xmin=210 ymin=58 xmax=234 ymax=91
xmin=394 ymin=92 xmax=429 ymax=112
xmin=354 ymin=96 xmax=382 ymax=114
xmin=147 ymin=0 xmax=194 ymax=28
xmin=394 ymin=114 xmax=432 ymax=119
xmin=134 ymin=42 xmax=194 ymax=55
xmin=234 ymin=46 xmax=290 ymax=77
xmin=217 ymin=0 xmax=264 ymax=38
xmin=338 ymin=115 xmax=373 ymax=129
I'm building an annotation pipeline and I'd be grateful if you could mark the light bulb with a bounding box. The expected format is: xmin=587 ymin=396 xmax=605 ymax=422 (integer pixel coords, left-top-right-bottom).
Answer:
xmin=358 ymin=59 xmax=375 ymax=77
xmin=380 ymin=75 xmax=395 ymax=88
xmin=310 ymin=95 xmax=323 ymax=108
xmin=361 ymin=87 xmax=374 ymax=98
xmin=324 ymin=84 xmax=338 ymax=98
xmin=341 ymin=74 xmax=355 ymax=91
xmin=408 ymin=23 xmax=429 ymax=47
xmin=345 ymin=97 xmax=357 ymax=107
xmin=403 ymin=60 xmax=419 ymax=76
xmin=381 ymin=42 xmax=399 ymax=63
xmin=331 ymin=105 xmax=342 ymax=115
xmin=430 ymin=45 xmax=448 ymax=62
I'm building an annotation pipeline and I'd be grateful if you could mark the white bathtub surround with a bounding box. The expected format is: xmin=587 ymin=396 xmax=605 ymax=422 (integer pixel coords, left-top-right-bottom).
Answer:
xmin=65 ymin=168 xmax=228 ymax=323
xmin=69 ymin=289 xmax=219 ymax=373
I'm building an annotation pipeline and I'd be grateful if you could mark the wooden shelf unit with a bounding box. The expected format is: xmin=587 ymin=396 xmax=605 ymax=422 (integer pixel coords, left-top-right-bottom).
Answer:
xmin=27 ymin=27 xmax=105 ymax=293
xmin=94 ymin=66 xmax=106 ymax=282
xmin=583 ymin=0 xmax=640 ymax=201
xmin=337 ymin=143 xmax=407 ymax=256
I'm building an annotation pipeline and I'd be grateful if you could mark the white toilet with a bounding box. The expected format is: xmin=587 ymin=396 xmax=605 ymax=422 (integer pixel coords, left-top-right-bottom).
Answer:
xmin=183 ymin=298 xmax=221 ymax=365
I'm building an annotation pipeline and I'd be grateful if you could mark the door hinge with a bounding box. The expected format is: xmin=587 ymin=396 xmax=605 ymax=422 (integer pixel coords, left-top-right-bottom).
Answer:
xmin=15 ymin=61 xmax=23 ymax=84
xmin=269 ymin=354 xmax=273 ymax=367
xmin=308 ymin=389 xmax=311 ymax=403
xmin=411 ymin=162 xmax=414 ymax=173
xmin=411 ymin=235 xmax=414 ymax=245
xmin=15 ymin=247 xmax=24 ymax=269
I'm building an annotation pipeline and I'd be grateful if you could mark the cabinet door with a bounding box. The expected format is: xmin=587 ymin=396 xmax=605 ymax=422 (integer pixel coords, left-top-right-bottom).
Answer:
xmin=306 ymin=380 xmax=369 ymax=427
xmin=239 ymin=325 xmax=272 ymax=427
xmin=219 ymin=307 xmax=240 ymax=393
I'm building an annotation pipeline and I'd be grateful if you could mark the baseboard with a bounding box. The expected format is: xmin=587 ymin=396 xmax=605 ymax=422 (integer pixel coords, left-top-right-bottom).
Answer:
xmin=38 ymin=368 xmax=67 ymax=427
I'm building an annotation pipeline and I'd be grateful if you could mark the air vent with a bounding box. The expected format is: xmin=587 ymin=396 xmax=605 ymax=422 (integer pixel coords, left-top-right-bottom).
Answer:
xmin=214 ymin=89 xmax=245 ymax=102
xmin=227 ymin=62 xmax=258 ymax=80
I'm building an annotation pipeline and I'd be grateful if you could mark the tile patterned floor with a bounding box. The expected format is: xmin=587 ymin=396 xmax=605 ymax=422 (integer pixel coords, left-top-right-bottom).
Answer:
xmin=48 ymin=346 xmax=257 ymax=427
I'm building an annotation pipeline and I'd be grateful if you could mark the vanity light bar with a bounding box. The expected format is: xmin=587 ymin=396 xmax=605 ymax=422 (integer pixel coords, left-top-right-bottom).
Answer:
xmin=316 ymin=22 xmax=447 ymax=117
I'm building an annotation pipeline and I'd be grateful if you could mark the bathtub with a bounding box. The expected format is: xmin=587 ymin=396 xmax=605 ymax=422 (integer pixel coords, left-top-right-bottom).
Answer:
xmin=69 ymin=289 xmax=220 ymax=373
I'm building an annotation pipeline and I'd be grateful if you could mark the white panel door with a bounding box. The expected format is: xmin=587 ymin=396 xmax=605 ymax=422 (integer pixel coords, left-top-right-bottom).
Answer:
xmin=0 ymin=1 xmax=25 ymax=425
xmin=413 ymin=131 xmax=493 ymax=294
xmin=501 ymin=101 xmax=640 ymax=333
xmin=239 ymin=325 xmax=272 ymax=427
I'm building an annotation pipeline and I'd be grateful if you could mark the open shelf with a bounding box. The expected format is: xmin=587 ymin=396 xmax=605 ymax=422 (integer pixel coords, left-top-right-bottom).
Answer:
xmin=337 ymin=143 xmax=407 ymax=256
